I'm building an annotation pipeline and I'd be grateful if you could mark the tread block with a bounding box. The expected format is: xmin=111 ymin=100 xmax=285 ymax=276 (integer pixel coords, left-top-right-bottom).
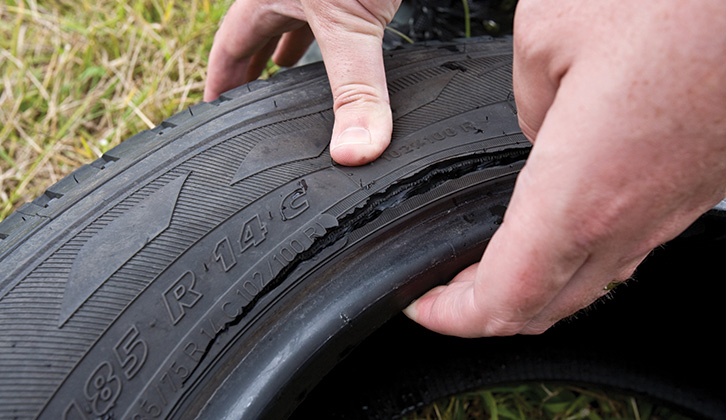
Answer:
xmin=104 ymin=129 xmax=159 ymax=160
xmin=46 ymin=165 xmax=101 ymax=197
xmin=0 ymin=203 xmax=44 ymax=240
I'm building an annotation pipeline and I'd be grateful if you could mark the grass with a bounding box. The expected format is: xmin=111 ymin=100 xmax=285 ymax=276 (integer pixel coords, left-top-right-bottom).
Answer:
xmin=404 ymin=383 xmax=693 ymax=420
xmin=0 ymin=2 xmax=698 ymax=419
xmin=0 ymin=0 xmax=232 ymax=220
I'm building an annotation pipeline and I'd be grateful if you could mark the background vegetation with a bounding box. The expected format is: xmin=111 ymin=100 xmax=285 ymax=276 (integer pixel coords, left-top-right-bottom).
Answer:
xmin=0 ymin=0 xmax=229 ymax=220
xmin=403 ymin=383 xmax=692 ymax=420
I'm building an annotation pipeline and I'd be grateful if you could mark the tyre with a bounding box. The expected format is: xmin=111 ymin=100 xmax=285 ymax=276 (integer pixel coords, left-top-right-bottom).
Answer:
xmin=0 ymin=36 xmax=723 ymax=420
xmin=292 ymin=212 xmax=726 ymax=419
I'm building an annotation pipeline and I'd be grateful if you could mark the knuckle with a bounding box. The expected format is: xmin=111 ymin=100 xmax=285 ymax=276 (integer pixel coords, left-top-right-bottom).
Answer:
xmin=562 ymin=199 xmax=626 ymax=253
xmin=572 ymin=216 xmax=613 ymax=252
xmin=516 ymin=114 xmax=539 ymax=143
xmin=482 ymin=316 xmax=528 ymax=337
xmin=513 ymin=3 xmax=545 ymax=56
xmin=520 ymin=321 xmax=554 ymax=336
xmin=332 ymin=84 xmax=386 ymax=112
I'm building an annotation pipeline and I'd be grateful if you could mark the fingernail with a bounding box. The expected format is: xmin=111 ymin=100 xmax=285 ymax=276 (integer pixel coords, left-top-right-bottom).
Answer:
xmin=332 ymin=127 xmax=371 ymax=150
xmin=402 ymin=299 xmax=418 ymax=320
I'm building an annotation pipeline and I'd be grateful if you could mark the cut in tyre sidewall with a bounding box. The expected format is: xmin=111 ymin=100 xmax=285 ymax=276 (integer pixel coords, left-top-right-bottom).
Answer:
xmin=176 ymin=166 xmax=521 ymax=420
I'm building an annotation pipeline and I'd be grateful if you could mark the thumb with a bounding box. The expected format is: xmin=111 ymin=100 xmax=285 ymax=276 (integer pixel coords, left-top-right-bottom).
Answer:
xmin=403 ymin=263 xmax=484 ymax=337
xmin=302 ymin=0 xmax=399 ymax=166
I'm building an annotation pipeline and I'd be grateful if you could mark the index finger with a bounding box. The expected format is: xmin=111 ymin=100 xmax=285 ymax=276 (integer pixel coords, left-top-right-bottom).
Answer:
xmin=301 ymin=0 xmax=400 ymax=165
xmin=204 ymin=0 xmax=306 ymax=101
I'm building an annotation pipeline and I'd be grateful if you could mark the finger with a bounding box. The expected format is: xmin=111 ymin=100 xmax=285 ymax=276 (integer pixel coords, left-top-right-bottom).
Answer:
xmin=409 ymin=40 xmax=681 ymax=337
xmin=407 ymin=4 xmax=595 ymax=337
xmin=511 ymin=0 xmax=575 ymax=142
xmin=403 ymin=264 xmax=481 ymax=337
xmin=247 ymin=36 xmax=282 ymax=81
xmin=205 ymin=37 xmax=251 ymax=102
xmin=204 ymin=0 xmax=305 ymax=101
xmin=410 ymin=0 xmax=726 ymax=339
xmin=405 ymin=56 xmax=615 ymax=337
xmin=521 ymin=251 xmax=647 ymax=334
xmin=405 ymin=193 xmax=591 ymax=337
xmin=273 ymin=25 xmax=316 ymax=67
xmin=302 ymin=0 xmax=400 ymax=166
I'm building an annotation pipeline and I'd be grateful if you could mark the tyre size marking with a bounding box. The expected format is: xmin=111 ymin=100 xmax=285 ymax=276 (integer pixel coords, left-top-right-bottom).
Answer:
xmin=209 ymin=179 xmax=312 ymax=272
xmin=86 ymin=362 xmax=121 ymax=417
xmin=380 ymin=121 xmax=478 ymax=161
xmin=162 ymin=180 xmax=315 ymax=327
xmin=63 ymin=323 xmax=149 ymax=420
xmin=213 ymin=236 xmax=236 ymax=272
xmin=133 ymin=214 xmax=338 ymax=420
xmin=132 ymin=361 xmax=191 ymax=419
xmin=280 ymin=179 xmax=309 ymax=221
xmin=65 ymin=362 xmax=122 ymax=419
xmin=162 ymin=271 xmax=203 ymax=325
xmin=114 ymin=324 xmax=148 ymax=380
xmin=240 ymin=214 xmax=268 ymax=253
xmin=216 ymin=214 xmax=335 ymax=319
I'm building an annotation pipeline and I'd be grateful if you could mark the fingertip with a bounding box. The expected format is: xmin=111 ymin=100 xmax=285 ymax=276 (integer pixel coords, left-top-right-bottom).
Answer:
xmin=402 ymin=299 xmax=418 ymax=321
xmin=330 ymin=145 xmax=381 ymax=166
xmin=400 ymin=274 xmax=483 ymax=337
xmin=401 ymin=286 xmax=445 ymax=328
xmin=329 ymin=106 xmax=392 ymax=166
xmin=205 ymin=44 xmax=250 ymax=103
xmin=203 ymin=87 xmax=217 ymax=103
xmin=330 ymin=126 xmax=388 ymax=166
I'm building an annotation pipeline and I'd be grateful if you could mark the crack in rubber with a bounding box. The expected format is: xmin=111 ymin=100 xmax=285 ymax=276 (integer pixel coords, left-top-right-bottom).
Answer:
xmin=180 ymin=146 xmax=529 ymax=390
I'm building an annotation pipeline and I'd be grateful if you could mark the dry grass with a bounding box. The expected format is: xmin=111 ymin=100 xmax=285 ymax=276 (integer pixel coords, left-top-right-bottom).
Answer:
xmin=0 ymin=0 xmax=232 ymax=221
xmin=405 ymin=383 xmax=693 ymax=420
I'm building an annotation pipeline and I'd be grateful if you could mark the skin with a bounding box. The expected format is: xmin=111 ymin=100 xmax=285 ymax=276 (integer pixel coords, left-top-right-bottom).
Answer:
xmin=204 ymin=0 xmax=401 ymax=166
xmin=206 ymin=0 xmax=726 ymax=338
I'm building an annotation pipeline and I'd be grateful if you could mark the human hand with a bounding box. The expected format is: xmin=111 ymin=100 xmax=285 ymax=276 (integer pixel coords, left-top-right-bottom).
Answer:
xmin=405 ymin=0 xmax=726 ymax=337
xmin=204 ymin=0 xmax=401 ymax=166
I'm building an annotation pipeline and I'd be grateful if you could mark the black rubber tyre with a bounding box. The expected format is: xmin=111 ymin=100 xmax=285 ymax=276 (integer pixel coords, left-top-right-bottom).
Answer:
xmin=0 ymin=36 xmax=723 ymax=420
xmin=292 ymin=213 xmax=726 ymax=420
